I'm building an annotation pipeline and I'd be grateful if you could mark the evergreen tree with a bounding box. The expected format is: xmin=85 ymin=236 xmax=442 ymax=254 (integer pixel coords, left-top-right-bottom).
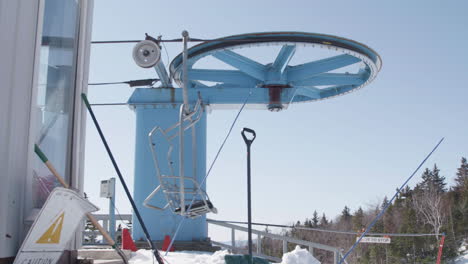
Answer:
xmin=341 ymin=206 xmax=352 ymax=221
xmin=312 ymin=210 xmax=319 ymax=228
xmin=340 ymin=206 xmax=352 ymax=230
xmin=381 ymin=196 xmax=389 ymax=210
xmin=454 ymin=157 xmax=468 ymax=193
xmin=416 ymin=164 xmax=447 ymax=193
xmin=319 ymin=213 xmax=329 ymax=227
xmin=452 ymin=157 xmax=468 ymax=240
xmin=353 ymin=207 xmax=365 ymax=231
xmin=432 ymin=164 xmax=447 ymax=192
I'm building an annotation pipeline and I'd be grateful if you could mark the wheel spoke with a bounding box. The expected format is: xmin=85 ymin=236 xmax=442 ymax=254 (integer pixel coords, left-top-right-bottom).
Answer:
xmin=293 ymin=73 xmax=365 ymax=86
xmin=188 ymin=69 xmax=258 ymax=85
xmin=287 ymin=54 xmax=361 ymax=81
xmin=272 ymin=45 xmax=296 ymax=74
xmin=294 ymin=86 xmax=322 ymax=99
xmin=212 ymin=50 xmax=267 ymax=81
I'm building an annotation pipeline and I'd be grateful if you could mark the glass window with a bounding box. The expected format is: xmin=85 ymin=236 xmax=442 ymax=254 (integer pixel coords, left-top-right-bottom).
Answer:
xmin=32 ymin=0 xmax=80 ymax=208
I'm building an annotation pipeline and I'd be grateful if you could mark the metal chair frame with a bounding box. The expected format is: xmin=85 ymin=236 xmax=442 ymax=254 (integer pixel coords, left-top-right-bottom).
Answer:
xmin=144 ymin=98 xmax=216 ymax=218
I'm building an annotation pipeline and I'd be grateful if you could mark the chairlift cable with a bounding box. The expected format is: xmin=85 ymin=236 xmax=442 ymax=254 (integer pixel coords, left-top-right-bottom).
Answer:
xmin=340 ymin=137 xmax=445 ymax=264
xmin=89 ymin=78 xmax=159 ymax=87
xmin=207 ymin=219 xmax=440 ymax=237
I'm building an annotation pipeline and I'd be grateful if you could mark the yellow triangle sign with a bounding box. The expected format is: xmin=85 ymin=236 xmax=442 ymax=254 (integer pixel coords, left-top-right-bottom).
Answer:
xmin=36 ymin=212 xmax=65 ymax=244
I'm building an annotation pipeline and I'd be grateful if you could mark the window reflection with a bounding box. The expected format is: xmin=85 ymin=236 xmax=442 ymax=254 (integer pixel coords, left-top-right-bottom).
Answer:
xmin=32 ymin=0 xmax=79 ymax=208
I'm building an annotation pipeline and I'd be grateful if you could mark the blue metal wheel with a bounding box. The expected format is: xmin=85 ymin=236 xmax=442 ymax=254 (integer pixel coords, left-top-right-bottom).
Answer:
xmin=169 ymin=32 xmax=381 ymax=111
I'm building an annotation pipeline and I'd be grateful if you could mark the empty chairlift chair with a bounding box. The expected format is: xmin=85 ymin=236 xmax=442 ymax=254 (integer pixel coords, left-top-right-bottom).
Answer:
xmin=144 ymin=99 xmax=217 ymax=218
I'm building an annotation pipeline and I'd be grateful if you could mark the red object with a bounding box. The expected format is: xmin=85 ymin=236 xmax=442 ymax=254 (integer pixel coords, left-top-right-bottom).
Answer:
xmin=162 ymin=235 xmax=174 ymax=252
xmin=122 ymin=228 xmax=137 ymax=252
xmin=436 ymin=235 xmax=446 ymax=264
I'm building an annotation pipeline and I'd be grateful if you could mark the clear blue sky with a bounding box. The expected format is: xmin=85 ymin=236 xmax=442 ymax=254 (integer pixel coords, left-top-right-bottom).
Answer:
xmin=85 ymin=0 xmax=468 ymax=241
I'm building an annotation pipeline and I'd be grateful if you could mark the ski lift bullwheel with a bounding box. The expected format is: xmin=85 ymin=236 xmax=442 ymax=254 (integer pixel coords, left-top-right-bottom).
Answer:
xmin=170 ymin=32 xmax=382 ymax=111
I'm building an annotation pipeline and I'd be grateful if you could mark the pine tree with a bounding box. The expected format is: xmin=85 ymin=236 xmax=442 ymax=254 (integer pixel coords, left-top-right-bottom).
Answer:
xmin=353 ymin=207 xmax=365 ymax=231
xmin=432 ymin=164 xmax=447 ymax=192
xmin=312 ymin=210 xmax=319 ymax=228
xmin=320 ymin=213 xmax=329 ymax=227
xmin=340 ymin=206 xmax=352 ymax=231
xmin=452 ymin=157 xmax=468 ymax=240
xmin=341 ymin=206 xmax=351 ymax=221
xmin=454 ymin=157 xmax=468 ymax=193
xmin=84 ymin=219 xmax=97 ymax=243
xmin=381 ymin=196 xmax=389 ymax=210
xmin=416 ymin=164 xmax=447 ymax=193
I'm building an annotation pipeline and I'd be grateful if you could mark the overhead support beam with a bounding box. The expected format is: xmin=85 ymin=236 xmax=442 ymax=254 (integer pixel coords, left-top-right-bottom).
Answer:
xmin=128 ymin=87 xmax=295 ymax=106
xmin=293 ymin=73 xmax=364 ymax=86
xmin=272 ymin=45 xmax=296 ymax=74
xmin=286 ymin=54 xmax=361 ymax=81
xmin=212 ymin=50 xmax=267 ymax=81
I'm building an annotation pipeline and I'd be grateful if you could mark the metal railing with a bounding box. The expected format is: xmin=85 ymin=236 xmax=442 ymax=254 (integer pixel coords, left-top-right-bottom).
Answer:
xmin=82 ymin=215 xmax=347 ymax=263
xmin=207 ymin=219 xmax=346 ymax=264
xmin=82 ymin=214 xmax=132 ymax=245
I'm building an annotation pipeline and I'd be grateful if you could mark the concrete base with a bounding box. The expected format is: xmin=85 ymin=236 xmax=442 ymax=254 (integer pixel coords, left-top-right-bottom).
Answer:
xmin=78 ymin=248 xmax=132 ymax=260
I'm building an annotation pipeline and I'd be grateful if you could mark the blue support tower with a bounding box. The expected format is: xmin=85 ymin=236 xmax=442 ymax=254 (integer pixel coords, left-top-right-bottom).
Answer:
xmin=130 ymin=103 xmax=207 ymax=241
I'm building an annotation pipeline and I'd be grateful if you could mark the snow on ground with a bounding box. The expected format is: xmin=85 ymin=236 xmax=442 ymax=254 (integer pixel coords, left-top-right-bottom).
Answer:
xmin=453 ymin=242 xmax=468 ymax=264
xmin=129 ymin=246 xmax=321 ymax=264
xmin=130 ymin=250 xmax=229 ymax=264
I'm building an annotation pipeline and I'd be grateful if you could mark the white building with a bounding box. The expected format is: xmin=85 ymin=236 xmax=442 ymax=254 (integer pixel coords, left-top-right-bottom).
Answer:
xmin=0 ymin=0 xmax=93 ymax=262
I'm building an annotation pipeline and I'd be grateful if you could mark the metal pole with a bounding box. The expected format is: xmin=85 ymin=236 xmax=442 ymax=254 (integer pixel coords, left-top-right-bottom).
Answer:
xmin=436 ymin=234 xmax=446 ymax=264
xmin=241 ymin=128 xmax=256 ymax=264
xmin=182 ymin=30 xmax=190 ymax=114
xmin=179 ymin=104 xmax=186 ymax=215
xmin=247 ymin=142 xmax=252 ymax=262
xmin=109 ymin=178 xmax=116 ymax=241
xmin=81 ymin=94 xmax=164 ymax=264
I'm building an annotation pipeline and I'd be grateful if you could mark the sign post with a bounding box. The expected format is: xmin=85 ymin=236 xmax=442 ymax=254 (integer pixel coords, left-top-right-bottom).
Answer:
xmin=436 ymin=234 xmax=446 ymax=264
xmin=101 ymin=178 xmax=116 ymax=241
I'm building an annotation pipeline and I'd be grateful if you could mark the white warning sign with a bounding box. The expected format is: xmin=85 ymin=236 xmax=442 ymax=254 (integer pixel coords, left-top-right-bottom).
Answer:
xmin=358 ymin=236 xmax=391 ymax=244
xmin=14 ymin=188 xmax=98 ymax=264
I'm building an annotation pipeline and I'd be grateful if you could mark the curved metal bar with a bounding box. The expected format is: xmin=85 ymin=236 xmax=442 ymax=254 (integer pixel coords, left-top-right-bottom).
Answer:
xmin=143 ymin=185 xmax=169 ymax=210
xmin=178 ymin=104 xmax=186 ymax=214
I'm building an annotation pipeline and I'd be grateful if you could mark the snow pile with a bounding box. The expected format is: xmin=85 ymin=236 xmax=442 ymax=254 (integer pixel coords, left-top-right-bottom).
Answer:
xmin=129 ymin=246 xmax=321 ymax=264
xmin=280 ymin=246 xmax=321 ymax=264
xmin=130 ymin=249 xmax=229 ymax=264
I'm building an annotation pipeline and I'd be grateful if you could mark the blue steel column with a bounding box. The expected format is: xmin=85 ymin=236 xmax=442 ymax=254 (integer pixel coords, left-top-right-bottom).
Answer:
xmin=131 ymin=104 xmax=207 ymax=241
